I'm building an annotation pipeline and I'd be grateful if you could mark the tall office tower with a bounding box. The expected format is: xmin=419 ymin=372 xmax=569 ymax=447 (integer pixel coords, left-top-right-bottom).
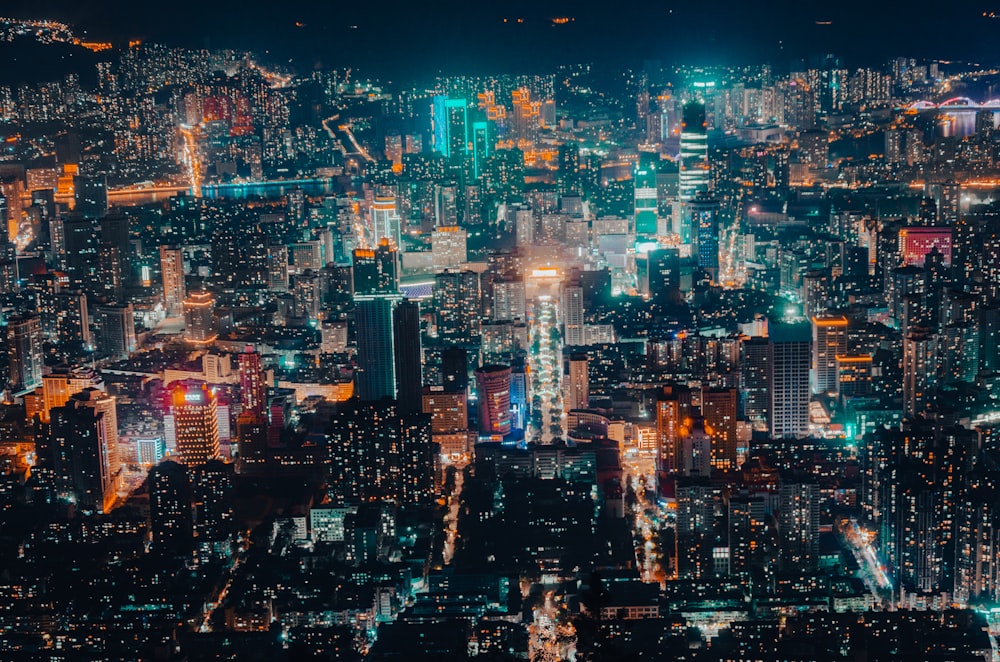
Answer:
xmin=686 ymin=192 xmax=721 ymax=271
xmin=441 ymin=347 xmax=469 ymax=393
xmin=561 ymin=280 xmax=585 ymax=347
xmin=238 ymin=345 xmax=266 ymax=418
xmin=326 ymin=399 xmax=436 ymax=505
xmin=811 ymin=315 xmax=848 ymax=395
xmin=471 ymin=120 xmax=492 ymax=178
xmin=633 ymin=153 xmax=659 ymax=236
xmin=7 ymin=314 xmax=43 ymax=393
xmin=96 ymin=214 xmax=129 ymax=302
xmin=431 ymin=226 xmax=467 ymax=272
xmin=371 ymin=196 xmax=401 ymax=248
xmin=62 ymin=216 xmax=99 ymax=290
xmin=355 ymin=298 xmax=397 ymax=401
xmin=148 ymin=460 xmax=194 ymax=556
xmin=475 ymin=364 xmax=513 ymax=439
xmin=656 ymin=389 xmax=692 ymax=474
xmin=557 ymin=142 xmax=582 ymax=196
xmin=702 ymin=388 xmax=738 ymax=470
xmin=393 ymin=300 xmax=423 ymax=414
xmin=352 ymin=242 xmax=399 ymax=296
xmin=183 ymin=291 xmax=217 ymax=344
xmin=291 ymin=271 xmax=321 ymax=322
xmin=675 ymin=478 xmax=723 ymax=579
xmin=492 ymin=277 xmax=526 ymax=322
xmin=212 ymin=222 xmax=268 ymax=289
xmin=190 ymin=460 xmax=234 ymax=555
xmin=93 ymin=304 xmax=137 ymax=361
xmin=170 ymin=380 xmax=220 ymax=465
xmin=353 ymin=243 xmax=401 ymax=402
xmin=739 ymin=336 xmax=770 ymax=430
xmin=679 ymin=416 xmax=713 ymax=477
xmin=160 ymin=246 xmax=185 ymax=316
xmin=48 ymin=388 xmax=120 ymax=513
xmin=267 ymin=244 xmax=289 ymax=292
xmin=73 ymin=174 xmax=108 ymax=218
xmin=679 ymin=101 xmax=709 ymax=201
xmin=41 ymin=367 xmax=103 ymax=422
xmin=768 ymin=323 xmax=811 ymax=439
xmin=433 ymin=270 xmax=481 ymax=340
xmin=779 ymin=480 xmax=820 ymax=571
xmin=637 ymin=248 xmax=681 ymax=301
xmin=566 ymin=353 xmax=590 ymax=412
xmin=903 ymin=329 xmax=938 ymax=418
xmin=432 ymin=96 xmax=469 ymax=166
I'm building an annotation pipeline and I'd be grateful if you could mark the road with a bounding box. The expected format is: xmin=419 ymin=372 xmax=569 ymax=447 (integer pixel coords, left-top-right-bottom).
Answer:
xmin=528 ymin=295 xmax=564 ymax=444
xmin=442 ymin=470 xmax=464 ymax=566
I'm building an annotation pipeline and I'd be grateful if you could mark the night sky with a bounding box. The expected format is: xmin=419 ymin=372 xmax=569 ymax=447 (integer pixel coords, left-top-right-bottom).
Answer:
xmin=3 ymin=0 xmax=999 ymax=79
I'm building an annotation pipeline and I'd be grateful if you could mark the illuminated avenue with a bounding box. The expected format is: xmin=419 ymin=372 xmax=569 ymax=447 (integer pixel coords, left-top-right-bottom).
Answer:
xmin=4 ymin=7 xmax=1000 ymax=662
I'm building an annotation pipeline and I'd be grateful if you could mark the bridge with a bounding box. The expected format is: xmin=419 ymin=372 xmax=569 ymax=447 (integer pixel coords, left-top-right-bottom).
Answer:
xmin=905 ymin=97 xmax=1000 ymax=111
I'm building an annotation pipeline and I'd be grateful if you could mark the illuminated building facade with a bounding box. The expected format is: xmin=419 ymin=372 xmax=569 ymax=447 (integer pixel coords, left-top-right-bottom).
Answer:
xmin=171 ymin=380 xmax=221 ymax=465
xmin=475 ymin=364 xmax=512 ymax=438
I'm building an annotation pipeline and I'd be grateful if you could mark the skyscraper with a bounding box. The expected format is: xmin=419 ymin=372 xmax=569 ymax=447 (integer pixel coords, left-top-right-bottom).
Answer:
xmin=149 ymin=460 xmax=194 ymax=556
xmin=7 ymin=314 xmax=43 ymax=393
xmin=371 ymin=196 xmax=401 ymax=249
xmin=779 ymin=480 xmax=820 ymax=571
xmin=353 ymin=243 xmax=401 ymax=402
xmin=160 ymin=245 xmax=185 ymax=317
xmin=633 ymin=154 xmax=659 ymax=236
xmin=687 ymin=192 xmax=721 ymax=272
xmin=238 ymin=345 xmax=266 ymax=418
xmin=566 ymin=353 xmax=589 ymax=412
xmin=93 ymin=304 xmax=137 ymax=360
xmin=170 ymin=380 xmax=220 ymax=465
xmin=679 ymin=101 xmax=709 ymax=201
xmin=702 ymin=388 xmax=738 ymax=470
xmin=49 ymin=388 xmax=121 ymax=514
xmin=183 ymin=291 xmax=217 ymax=344
xmin=73 ymin=174 xmax=108 ymax=218
xmin=475 ymin=364 xmax=513 ymax=439
xmin=433 ymin=270 xmax=481 ymax=340
xmin=740 ymin=336 xmax=771 ymax=430
xmin=811 ymin=316 xmax=848 ymax=395
xmin=393 ymin=300 xmax=423 ymax=414
xmin=768 ymin=322 xmax=811 ymax=439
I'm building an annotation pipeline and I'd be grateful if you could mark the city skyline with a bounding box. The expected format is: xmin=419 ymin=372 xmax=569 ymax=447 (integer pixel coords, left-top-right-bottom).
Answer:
xmin=5 ymin=5 xmax=1000 ymax=661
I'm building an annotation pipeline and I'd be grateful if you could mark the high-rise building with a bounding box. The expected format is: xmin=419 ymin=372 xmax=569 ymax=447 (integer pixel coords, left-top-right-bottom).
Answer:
xmin=93 ymin=304 xmax=137 ymax=360
xmin=492 ymin=277 xmax=526 ymax=322
xmin=441 ymin=347 xmax=469 ymax=394
xmin=779 ymin=480 xmax=820 ymax=571
xmin=432 ymin=96 xmax=469 ymax=165
xmin=238 ymin=345 xmax=266 ymax=418
xmin=811 ymin=315 xmax=848 ymax=395
xmin=679 ymin=416 xmax=713 ymax=477
xmin=739 ymin=336 xmax=770 ymax=429
xmin=561 ymin=280 xmax=585 ymax=347
xmin=73 ymin=174 xmax=108 ymax=218
xmin=353 ymin=245 xmax=402 ymax=402
xmin=433 ymin=270 xmax=480 ymax=340
xmin=170 ymin=380 xmax=220 ymax=465
xmin=41 ymin=366 xmax=103 ymax=423
xmin=183 ymin=291 xmax=217 ymax=344
xmin=160 ymin=246 xmax=185 ymax=317
xmin=679 ymin=101 xmax=709 ymax=201
xmin=393 ymin=300 xmax=423 ymax=414
xmin=687 ymin=192 xmax=721 ymax=272
xmin=475 ymin=364 xmax=513 ymax=439
xmin=702 ymin=388 xmax=738 ymax=470
xmin=149 ymin=460 xmax=194 ymax=556
xmin=48 ymin=388 xmax=120 ymax=513
xmin=768 ymin=323 xmax=811 ymax=439
xmin=7 ymin=314 xmax=43 ymax=393
xmin=566 ymin=353 xmax=589 ymax=412
xmin=634 ymin=154 xmax=659 ymax=236
xmin=371 ymin=196 xmax=401 ymax=248
xmin=903 ymin=329 xmax=938 ymax=418
xmin=431 ymin=226 xmax=467 ymax=272
xmin=327 ymin=399 xmax=437 ymax=505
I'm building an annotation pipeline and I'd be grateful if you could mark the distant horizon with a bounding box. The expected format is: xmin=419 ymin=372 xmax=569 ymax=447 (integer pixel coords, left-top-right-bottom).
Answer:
xmin=1 ymin=1 xmax=998 ymax=81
